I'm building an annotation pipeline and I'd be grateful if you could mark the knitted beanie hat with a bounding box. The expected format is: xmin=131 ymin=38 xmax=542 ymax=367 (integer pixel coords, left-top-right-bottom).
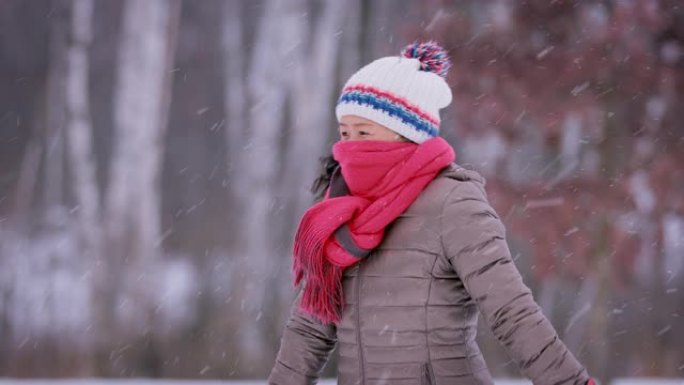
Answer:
xmin=335 ymin=41 xmax=453 ymax=143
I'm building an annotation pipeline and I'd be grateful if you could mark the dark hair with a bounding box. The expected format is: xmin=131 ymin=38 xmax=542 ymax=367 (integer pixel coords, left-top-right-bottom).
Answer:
xmin=311 ymin=154 xmax=339 ymax=202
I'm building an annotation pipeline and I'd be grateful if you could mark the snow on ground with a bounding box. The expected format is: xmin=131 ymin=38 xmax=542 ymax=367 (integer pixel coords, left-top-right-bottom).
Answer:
xmin=0 ymin=379 xmax=682 ymax=385
xmin=612 ymin=379 xmax=684 ymax=385
xmin=0 ymin=380 xmax=529 ymax=385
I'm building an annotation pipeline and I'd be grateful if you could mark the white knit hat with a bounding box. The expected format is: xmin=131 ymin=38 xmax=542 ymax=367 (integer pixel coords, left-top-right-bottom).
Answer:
xmin=335 ymin=41 xmax=453 ymax=143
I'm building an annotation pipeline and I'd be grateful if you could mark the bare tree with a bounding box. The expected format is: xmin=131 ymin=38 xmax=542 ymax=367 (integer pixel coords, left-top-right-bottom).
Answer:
xmin=65 ymin=0 xmax=98 ymax=254
xmin=222 ymin=0 xmax=247 ymax=178
xmin=223 ymin=0 xmax=309 ymax=373
xmin=43 ymin=0 xmax=69 ymax=212
xmin=281 ymin=0 xmax=348 ymax=232
xmin=97 ymin=0 xmax=180 ymax=375
xmin=274 ymin=0 xmax=350 ymax=326
xmin=63 ymin=0 xmax=98 ymax=373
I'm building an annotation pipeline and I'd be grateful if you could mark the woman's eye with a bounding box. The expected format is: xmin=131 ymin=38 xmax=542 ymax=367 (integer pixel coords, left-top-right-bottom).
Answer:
xmin=359 ymin=131 xmax=371 ymax=136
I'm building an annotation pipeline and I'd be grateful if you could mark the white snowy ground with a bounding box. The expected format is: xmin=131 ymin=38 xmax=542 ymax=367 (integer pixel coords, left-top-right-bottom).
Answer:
xmin=0 ymin=379 xmax=683 ymax=385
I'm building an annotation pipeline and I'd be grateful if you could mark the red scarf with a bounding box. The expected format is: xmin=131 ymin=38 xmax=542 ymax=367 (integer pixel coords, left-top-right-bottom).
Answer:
xmin=292 ymin=137 xmax=456 ymax=324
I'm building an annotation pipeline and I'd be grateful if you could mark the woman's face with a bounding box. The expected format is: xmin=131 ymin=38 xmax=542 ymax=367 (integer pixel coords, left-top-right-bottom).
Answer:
xmin=338 ymin=115 xmax=408 ymax=142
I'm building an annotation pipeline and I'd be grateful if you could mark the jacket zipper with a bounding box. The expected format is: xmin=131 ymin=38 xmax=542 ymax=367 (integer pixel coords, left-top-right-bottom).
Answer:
xmin=355 ymin=264 xmax=365 ymax=385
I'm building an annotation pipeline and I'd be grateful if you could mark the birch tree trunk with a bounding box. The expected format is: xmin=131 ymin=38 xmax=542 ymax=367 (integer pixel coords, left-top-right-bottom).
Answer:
xmin=221 ymin=0 xmax=251 ymax=256
xmin=222 ymin=0 xmax=247 ymax=178
xmin=274 ymin=0 xmax=350 ymax=318
xmin=64 ymin=0 xmax=98 ymax=373
xmin=224 ymin=0 xmax=307 ymax=373
xmin=66 ymin=0 xmax=97 ymax=248
xmin=43 ymin=0 xmax=69 ymax=211
xmin=282 ymin=0 xmax=347 ymax=224
xmin=339 ymin=0 xmax=363 ymax=82
xmin=97 ymin=0 xmax=180 ymax=375
xmin=218 ymin=0 xmax=248 ymax=365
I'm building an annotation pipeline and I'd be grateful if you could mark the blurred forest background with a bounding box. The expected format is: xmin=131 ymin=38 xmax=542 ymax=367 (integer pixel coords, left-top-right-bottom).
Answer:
xmin=0 ymin=0 xmax=683 ymax=383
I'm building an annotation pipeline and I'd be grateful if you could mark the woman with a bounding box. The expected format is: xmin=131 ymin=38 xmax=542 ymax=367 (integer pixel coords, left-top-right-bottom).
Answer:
xmin=269 ymin=42 xmax=595 ymax=385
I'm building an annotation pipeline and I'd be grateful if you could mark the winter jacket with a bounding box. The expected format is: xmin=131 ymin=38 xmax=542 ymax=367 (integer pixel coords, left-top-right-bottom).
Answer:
xmin=269 ymin=163 xmax=592 ymax=385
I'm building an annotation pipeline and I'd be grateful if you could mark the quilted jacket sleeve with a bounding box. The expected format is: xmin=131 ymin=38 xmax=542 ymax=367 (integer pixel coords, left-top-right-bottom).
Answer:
xmin=440 ymin=180 xmax=592 ymax=385
xmin=268 ymin=287 xmax=338 ymax=385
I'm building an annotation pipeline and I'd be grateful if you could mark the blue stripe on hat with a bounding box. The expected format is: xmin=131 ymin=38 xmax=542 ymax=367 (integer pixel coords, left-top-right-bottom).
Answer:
xmin=337 ymin=90 xmax=439 ymax=138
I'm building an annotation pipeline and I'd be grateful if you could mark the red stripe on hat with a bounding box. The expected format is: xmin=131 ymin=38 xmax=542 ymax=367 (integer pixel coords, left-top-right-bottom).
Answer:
xmin=342 ymin=84 xmax=440 ymax=126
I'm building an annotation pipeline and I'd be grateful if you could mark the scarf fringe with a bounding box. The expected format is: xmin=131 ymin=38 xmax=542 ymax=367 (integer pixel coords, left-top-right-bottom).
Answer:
xmin=293 ymin=207 xmax=346 ymax=324
xmin=297 ymin=262 xmax=344 ymax=325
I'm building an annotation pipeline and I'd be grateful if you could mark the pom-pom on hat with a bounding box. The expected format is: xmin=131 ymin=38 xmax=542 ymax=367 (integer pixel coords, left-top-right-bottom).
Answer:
xmin=335 ymin=41 xmax=453 ymax=143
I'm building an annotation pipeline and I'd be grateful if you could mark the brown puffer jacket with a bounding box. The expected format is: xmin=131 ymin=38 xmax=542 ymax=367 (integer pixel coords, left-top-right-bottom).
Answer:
xmin=269 ymin=163 xmax=591 ymax=385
